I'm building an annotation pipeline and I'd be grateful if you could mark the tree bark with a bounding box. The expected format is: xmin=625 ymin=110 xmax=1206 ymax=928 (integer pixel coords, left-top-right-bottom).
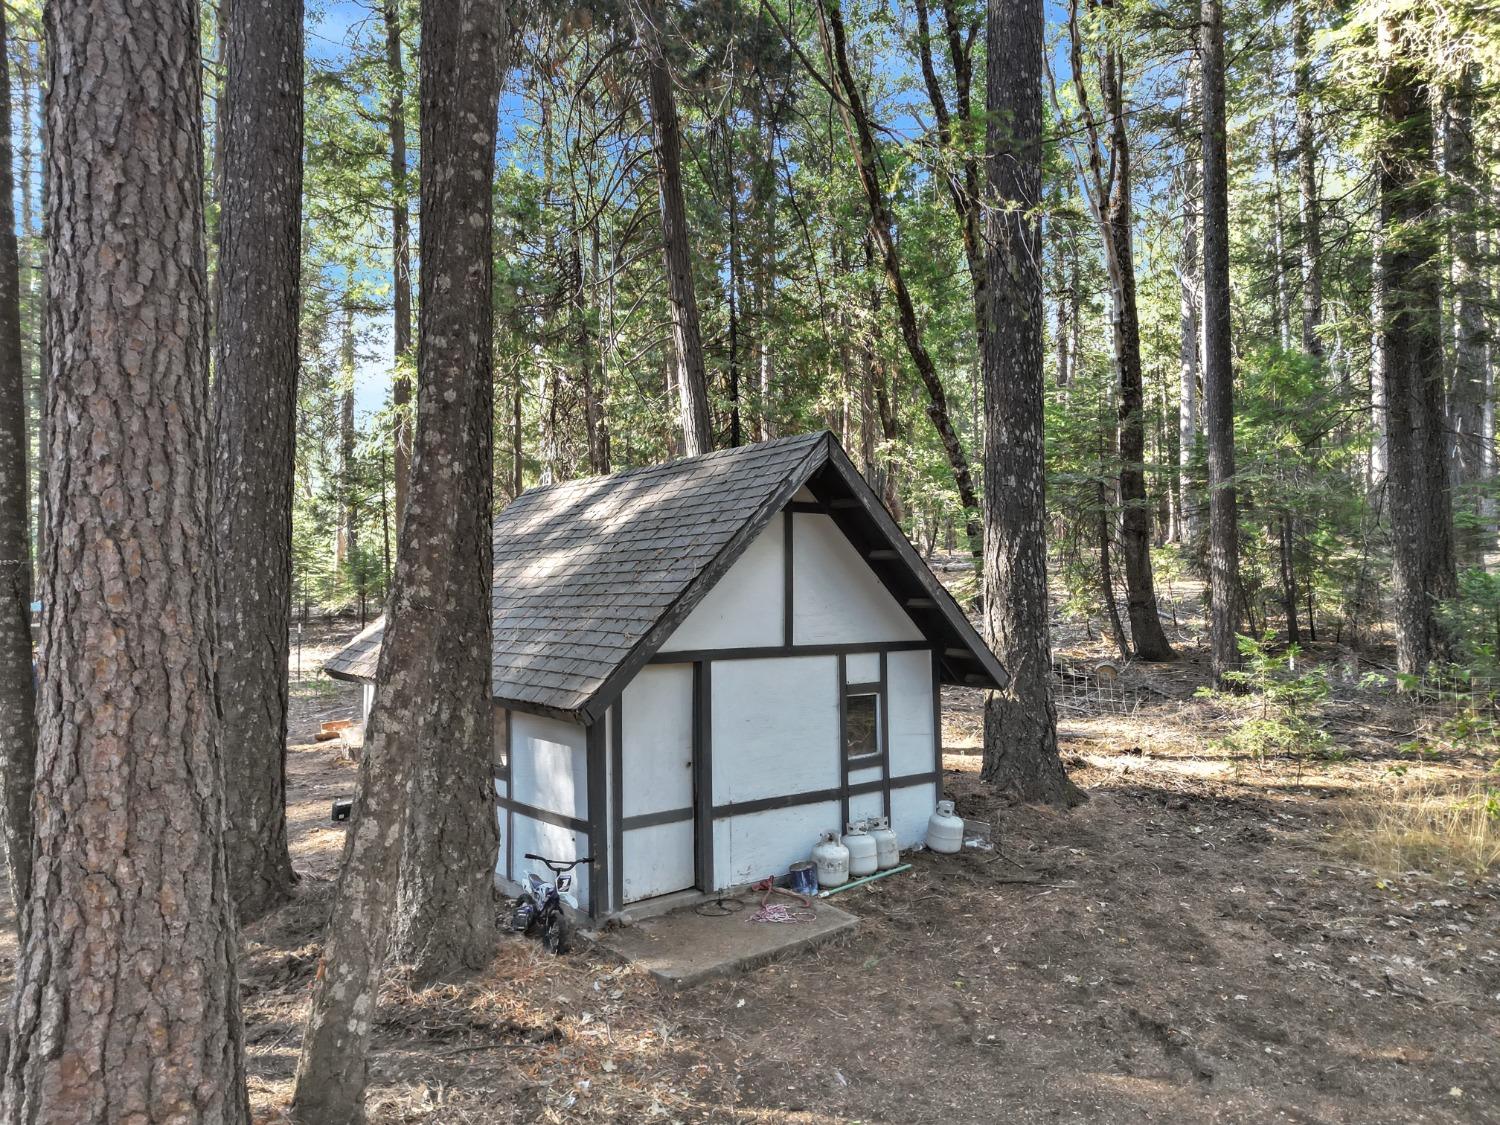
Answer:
xmin=0 ymin=2 xmax=36 ymax=926
xmin=389 ymin=0 xmax=509 ymax=974
xmin=1201 ymin=0 xmax=1242 ymax=685
xmin=1377 ymin=9 xmax=1456 ymax=674
xmin=821 ymin=0 xmax=983 ymax=565
xmin=213 ymin=0 xmax=302 ymax=924
xmin=385 ymin=0 xmax=413 ymax=528
xmin=979 ymin=0 xmax=1082 ymax=805
xmin=1177 ymin=70 xmax=1202 ymax=546
xmin=636 ymin=0 xmax=712 ymax=456
xmin=1441 ymin=61 xmax=1489 ymax=563
xmin=1291 ymin=2 xmax=1323 ymax=360
xmin=291 ymin=0 xmax=503 ymax=1109
xmin=4 ymin=0 xmax=250 ymax=1116
xmin=1096 ymin=36 xmax=1174 ymax=660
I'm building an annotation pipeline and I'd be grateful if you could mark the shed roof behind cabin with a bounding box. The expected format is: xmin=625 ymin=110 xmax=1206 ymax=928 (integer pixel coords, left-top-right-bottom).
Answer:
xmin=324 ymin=430 xmax=1007 ymax=721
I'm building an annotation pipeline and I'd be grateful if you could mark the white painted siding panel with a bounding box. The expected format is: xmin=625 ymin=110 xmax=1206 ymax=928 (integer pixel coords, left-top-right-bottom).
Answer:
xmin=846 ymin=651 xmax=880 ymax=683
xmin=660 ymin=515 xmax=784 ymax=651
xmin=792 ymin=514 xmax=923 ymax=644
xmin=848 ymin=791 xmax=883 ymax=826
xmin=891 ymin=783 xmax=938 ymax=849
xmin=711 ymin=656 xmax=839 ymax=804
xmin=848 ymin=765 xmax=882 ymax=787
xmin=510 ymin=713 xmax=588 ymax=820
xmin=621 ymin=666 xmax=695 ymax=816
xmin=712 ymin=801 xmax=840 ymax=888
xmin=622 ymin=822 xmax=695 ymax=902
xmin=887 ymin=649 xmax=935 ymax=776
xmin=511 ymin=814 xmax=593 ymax=913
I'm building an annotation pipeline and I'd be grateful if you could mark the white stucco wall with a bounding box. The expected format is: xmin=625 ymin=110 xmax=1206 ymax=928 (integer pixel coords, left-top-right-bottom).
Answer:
xmin=886 ymin=648 xmax=936 ymax=777
xmin=712 ymin=800 xmax=842 ymax=888
xmin=710 ymin=655 xmax=839 ymax=805
xmin=791 ymin=513 xmax=924 ymax=645
xmin=620 ymin=665 xmax=694 ymax=816
xmin=660 ymin=513 xmax=784 ymax=652
xmin=510 ymin=712 xmax=588 ymax=820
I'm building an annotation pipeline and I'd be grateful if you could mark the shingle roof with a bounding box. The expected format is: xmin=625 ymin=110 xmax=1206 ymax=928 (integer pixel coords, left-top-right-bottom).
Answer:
xmin=324 ymin=430 xmax=1007 ymax=720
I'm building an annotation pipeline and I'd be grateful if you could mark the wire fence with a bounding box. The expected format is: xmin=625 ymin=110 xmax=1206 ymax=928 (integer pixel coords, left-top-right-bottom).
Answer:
xmin=1052 ymin=661 xmax=1145 ymax=717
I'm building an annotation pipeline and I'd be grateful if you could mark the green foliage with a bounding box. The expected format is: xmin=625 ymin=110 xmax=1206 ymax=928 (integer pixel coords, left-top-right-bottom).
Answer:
xmin=1201 ymin=633 xmax=1335 ymax=762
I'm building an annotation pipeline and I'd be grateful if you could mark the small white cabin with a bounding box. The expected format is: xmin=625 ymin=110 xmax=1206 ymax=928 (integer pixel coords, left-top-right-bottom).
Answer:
xmin=325 ymin=431 xmax=1008 ymax=921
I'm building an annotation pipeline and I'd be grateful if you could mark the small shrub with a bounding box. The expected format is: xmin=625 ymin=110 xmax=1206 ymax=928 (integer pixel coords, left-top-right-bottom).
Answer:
xmin=1199 ymin=633 xmax=1333 ymax=762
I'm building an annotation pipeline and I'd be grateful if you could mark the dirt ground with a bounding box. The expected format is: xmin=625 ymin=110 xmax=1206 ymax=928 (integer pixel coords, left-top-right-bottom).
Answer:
xmin=1 ymin=616 xmax=1495 ymax=1123
xmin=223 ymin=620 xmax=1500 ymax=1124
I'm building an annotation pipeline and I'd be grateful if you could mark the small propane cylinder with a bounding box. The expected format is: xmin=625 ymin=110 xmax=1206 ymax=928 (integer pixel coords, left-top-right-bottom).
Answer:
xmin=842 ymin=822 xmax=879 ymax=877
xmin=812 ymin=831 xmax=850 ymax=888
xmin=926 ymin=800 xmax=964 ymax=854
xmin=867 ymin=816 xmax=900 ymax=869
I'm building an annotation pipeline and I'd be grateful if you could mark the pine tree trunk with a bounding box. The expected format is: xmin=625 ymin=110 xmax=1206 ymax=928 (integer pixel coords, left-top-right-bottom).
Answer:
xmin=821 ymin=0 xmax=983 ymax=565
xmin=1369 ymin=212 xmax=1389 ymax=486
xmin=385 ymin=0 xmax=413 ymax=528
xmin=1442 ymin=62 xmax=1489 ymax=563
xmin=1099 ymin=46 xmax=1174 ymax=661
xmin=291 ymin=0 xmax=503 ymax=1108
xmin=1201 ymin=0 xmax=1242 ymax=685
xmin=1377 ymin=10 xmax=1456 ymax=674
xmin=1292 ymin=2 xmax=1324 ymax=360
xmin=212 ymin=0 xmax=301 ymax=924
xmin=0 ymin=4 xmax=35 ymax=926
xmin=4 ymin=0 xmax=249 ymax=1115
xmin=1177 ymin=75 xmax=1202 ymax=547
xmin=637 ymin=0 xmax=712 ymax=456
xmin=979 ymin=0 xmax=1082 ymax=805
xmin=390 ymin=0 xmax=509 ymax=963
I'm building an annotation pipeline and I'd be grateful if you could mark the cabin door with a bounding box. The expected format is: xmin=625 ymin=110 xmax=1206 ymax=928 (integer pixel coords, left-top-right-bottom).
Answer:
xmin=618 ymin=664 xmax=698 ymax=903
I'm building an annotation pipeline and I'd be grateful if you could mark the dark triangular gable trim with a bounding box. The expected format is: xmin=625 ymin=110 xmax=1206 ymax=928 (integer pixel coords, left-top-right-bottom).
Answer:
xmin=576 ymin=431 xmax=1007 ymax=724
xmin=807 ymin=439 xmax=1009 ymax=693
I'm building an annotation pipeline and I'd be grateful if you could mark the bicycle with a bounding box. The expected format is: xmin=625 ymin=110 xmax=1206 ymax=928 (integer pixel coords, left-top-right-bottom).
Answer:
xmin=509 ymin=852 xmax=592 ymax=954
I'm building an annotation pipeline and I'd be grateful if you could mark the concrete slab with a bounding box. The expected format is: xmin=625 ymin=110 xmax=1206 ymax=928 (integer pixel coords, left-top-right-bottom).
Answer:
xmin=591 ymin=899 xmax=859 ymax=990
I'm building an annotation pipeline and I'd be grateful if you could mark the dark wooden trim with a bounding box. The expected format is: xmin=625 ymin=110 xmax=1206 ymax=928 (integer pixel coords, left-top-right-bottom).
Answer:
xmin=692 ymin=661 xmax=714 ymax=890
xmin=866 ymin=548 xmax=898 ymax=561
xmin=495 ymin=793 xmax=589 ymax=834
xmin=586 ymin=721 xmax=608 ymax=920
xmin=622 ymin=806 xmax=694 ymax=830
xmin=710 ymin=771 xmax=938 ymax=821
xmin=786 ymin=500 xmax=825 ymax=513
xmin=782 ymin=507 xmax=793 ymax=646
xmin=932 ymin=650 xmax=943 ymax=775
xmin=610 ymin=702 xmax=624 ymax=914
xmin=650 ymin=640 xmax=929 ymax=665
xmin=880 ymin=649 xmax=892 ymax=820
xmin=837 ymin=652 xmax=849 ymax=829
xmin=809 ymin=442 xmax=1010 ymax=690
xmin=579 ymin=438 xmax=831 ymax=725
xmin=844 ymin=680 xmax=882 ymax=696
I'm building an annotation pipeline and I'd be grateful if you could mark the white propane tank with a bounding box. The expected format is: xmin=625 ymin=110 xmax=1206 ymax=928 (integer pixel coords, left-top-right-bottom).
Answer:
xmin=926 ymin=800 xmax=964 ymax=854
xmin=867 ymin=816 xmax=900 ymax=869
xmin=842 ymin=823 xmax=879 ymax=877
xmin=812 ymin=831 xmax=850 ymax=888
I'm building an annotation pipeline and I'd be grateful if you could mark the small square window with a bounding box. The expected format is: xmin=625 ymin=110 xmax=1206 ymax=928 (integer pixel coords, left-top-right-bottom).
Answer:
xmin=845 ymin=693 xmax=879 ymax=760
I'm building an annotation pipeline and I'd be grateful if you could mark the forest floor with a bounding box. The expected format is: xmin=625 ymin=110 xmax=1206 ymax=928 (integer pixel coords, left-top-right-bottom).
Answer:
xmin=1 ymin=605 xmax=1496 ymax=1124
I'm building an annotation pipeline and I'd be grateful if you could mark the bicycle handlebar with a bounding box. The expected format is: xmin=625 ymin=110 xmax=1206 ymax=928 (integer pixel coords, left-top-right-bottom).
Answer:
xmin=522 ymin=853 xmax=594 ymax=871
